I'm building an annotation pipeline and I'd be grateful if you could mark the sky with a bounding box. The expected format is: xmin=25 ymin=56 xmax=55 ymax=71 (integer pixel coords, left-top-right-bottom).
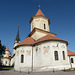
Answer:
xmin=0 ymin=0 xmax=75 ymax=54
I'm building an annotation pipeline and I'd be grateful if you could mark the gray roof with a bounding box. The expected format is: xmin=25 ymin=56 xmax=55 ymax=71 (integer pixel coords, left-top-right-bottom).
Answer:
xmin=15 ymin=26 xmax=20 ymax=43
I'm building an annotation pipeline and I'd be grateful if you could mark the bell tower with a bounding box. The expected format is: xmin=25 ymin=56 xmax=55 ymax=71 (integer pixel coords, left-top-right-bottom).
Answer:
xmin=29 ymin=5 xmax=50 ymax=32
xmin=13 ymin=25 xmax=20 ymax=55
xmin=4 ymin=46 xmax=10 ymax=57
xmin=28 ymin=6 xmax=56 ymax=41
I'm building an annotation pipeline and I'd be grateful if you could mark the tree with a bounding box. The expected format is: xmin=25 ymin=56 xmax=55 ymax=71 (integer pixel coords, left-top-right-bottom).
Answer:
xmin=0 ymin=40 xmax=6 ymax=57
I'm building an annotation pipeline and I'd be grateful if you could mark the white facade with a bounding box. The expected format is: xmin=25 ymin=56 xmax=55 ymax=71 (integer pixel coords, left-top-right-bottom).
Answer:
xmin=31 ymin=16 xmax=49 ymax=32
xmin=1 ymin=58 xmax=10 ymax=66
xmin=13 ymin=40 xmax=73 ymax=72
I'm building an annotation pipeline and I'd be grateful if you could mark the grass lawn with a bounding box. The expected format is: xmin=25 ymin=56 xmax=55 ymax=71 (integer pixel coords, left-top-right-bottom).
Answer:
xmin=63 ymin=68 xmax=75 ymax=72
xmin=4 ymin=67 xmax=14 ymax=70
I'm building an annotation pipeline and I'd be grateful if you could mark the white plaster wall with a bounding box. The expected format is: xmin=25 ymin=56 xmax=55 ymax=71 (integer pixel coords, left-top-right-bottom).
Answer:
xmin=14 ymin=46 xmax=32 ymax=71
xmin=4 ymin=51 xmax=9 ymax=57
xmin=14 ymin=41 xmax=71 ymax=71
xmin=11 ymin=56 xmax=15 ymax=66
xmin=31 ymin=17 xmax=49 ymax=32
xmin=31 ymin=30 xmax=55 ymax=41
xmin=68 ymin=56 xmax=75 ymax=68
xmin=14 ymin=42 xmax=20 ymax=47
xmin=2 ymin=58 xmax=10 ymax=66
xmin=13 ymin=49 xmax=16 ymax=55
xmin=33 ymin=41 xmax=70 ymax=70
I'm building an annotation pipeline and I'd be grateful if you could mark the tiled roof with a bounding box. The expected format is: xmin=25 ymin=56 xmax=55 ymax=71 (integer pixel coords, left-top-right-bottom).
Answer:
xmin=67 ymin=50 xmax=75 ymax=55
xmin=28 ymin=28 xmax=56 ymax=37
xmin=1 ymin=57 xmax=9 ymax=59
xmin=35 ymin=9 xmax=45 ymax=16
xmin=18 ymin=37 xmax=36 ymax=45
xmin=15 ymin=35 xmax=68 ymax=47
xmin=5 ymin=46 xmax=10 ymax=52
xmin=36 ymin=34 xmax=68 ymax=44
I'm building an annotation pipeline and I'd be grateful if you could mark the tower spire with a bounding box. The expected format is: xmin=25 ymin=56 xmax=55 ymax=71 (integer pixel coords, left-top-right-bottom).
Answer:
xmin=15 ymin=25 xmax=20 ymax=43
xmin=35 ymin=6 xmax=45 ymax=16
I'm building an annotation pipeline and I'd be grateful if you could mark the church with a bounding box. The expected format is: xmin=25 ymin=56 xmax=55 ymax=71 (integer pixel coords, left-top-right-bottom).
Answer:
xmin=0 ymin=46 xmax=11 ymax=66
xmin=1 ymin=6 xmax=75 ymax=72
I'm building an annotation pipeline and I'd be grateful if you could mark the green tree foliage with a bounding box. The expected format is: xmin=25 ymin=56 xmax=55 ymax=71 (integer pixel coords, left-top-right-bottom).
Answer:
xmin=0 ymin=40 xmax=6 ymax=57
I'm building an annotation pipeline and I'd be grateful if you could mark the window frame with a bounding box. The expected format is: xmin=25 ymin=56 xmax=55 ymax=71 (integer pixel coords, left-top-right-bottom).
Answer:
xmin=44 ymin=24 xmax=46 ymax=29
xmin=6 ymin=61 xmax=7 ymax=64
xmin=54 ymin=51 xmax=59 ymax=60
xmin=62 ymin=51 xmax=65 ymax=60
xmin=21 ymin=54 xmax=24 ymax=63
xmin=71 ymin=58 xmax=74 ymax=63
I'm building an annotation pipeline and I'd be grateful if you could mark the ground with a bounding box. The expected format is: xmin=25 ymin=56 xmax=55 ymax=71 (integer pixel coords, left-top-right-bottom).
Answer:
xmin=0 ymin=70 xmax=75 ymax=75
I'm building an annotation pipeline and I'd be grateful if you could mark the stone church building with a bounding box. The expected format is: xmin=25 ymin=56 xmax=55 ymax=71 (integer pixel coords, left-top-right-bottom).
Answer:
xmin=1 ymin=7 xmax=75 ymax=72
xmin=10 ymin=7 xmax=75 ymax=72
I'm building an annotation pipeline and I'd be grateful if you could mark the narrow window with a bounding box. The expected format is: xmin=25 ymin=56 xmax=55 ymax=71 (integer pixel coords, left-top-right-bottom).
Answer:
xmin=21 ymin=55 xmax=24 ymax=63
xmin=62 ymin=51 xmax=65 ymax=60
xmin=6 ymin=61 xmax=7 ymax=64
xmin=54 ymin=51 xmax=58 ymax=60
xmin=71 ymin=58 xmax=74 ymax=63
xmin=44 ymin=24 xmax=46 ymax=29
xmin=36 ymin=47 xmax=38 ymax=52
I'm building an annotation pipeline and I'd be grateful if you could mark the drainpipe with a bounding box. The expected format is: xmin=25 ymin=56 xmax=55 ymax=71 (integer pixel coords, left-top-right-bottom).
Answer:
xmin=31 ymin=45 xmax=33 ymax=72
xmin=69 ymin=55 xmax=72 ymax=68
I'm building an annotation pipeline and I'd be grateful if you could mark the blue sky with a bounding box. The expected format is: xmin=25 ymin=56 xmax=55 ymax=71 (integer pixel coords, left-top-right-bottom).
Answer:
xmin=0 ymin=0 xmax=75 ymax=54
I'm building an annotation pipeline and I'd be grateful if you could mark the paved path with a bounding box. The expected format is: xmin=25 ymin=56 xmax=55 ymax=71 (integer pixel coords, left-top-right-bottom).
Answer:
xmin=0 ymin=70 xmax=75 ymax=75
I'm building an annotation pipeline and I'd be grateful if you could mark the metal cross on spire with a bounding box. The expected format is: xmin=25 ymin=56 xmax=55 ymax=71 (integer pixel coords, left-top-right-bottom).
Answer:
xmin=39 ymin=5 xmax=40 ymax=9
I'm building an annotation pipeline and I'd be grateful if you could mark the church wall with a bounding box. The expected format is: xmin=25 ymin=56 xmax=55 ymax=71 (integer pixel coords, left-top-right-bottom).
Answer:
xmin=31 ymin=17 xmax=49 ymax=32
xmin=33 ymin=41 xmax=70 ymax=71
xmin=68 ymin=56 xmax=75 ymax=68
xmin=31 ymin=30 xmax=55 ymax=41
xmin=11 ymin=56 xmax=15 ymax=66
xmin=1 ymin=58 xmax=10 ymax=66
xmin=14 ymin=46 xmax=32 ymax=71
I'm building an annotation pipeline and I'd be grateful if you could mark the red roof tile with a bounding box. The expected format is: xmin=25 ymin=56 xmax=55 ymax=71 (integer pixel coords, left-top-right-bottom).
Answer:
xmin=67 ymin=50 xmax=75 ymax=55
xmin=15 ymin=35 xmax=68 ymax=47
xmin=5 ymin=46 xmax=10 ymax=52
xmin=1 ymin=57 xmax=9 ymax=59
xmin=35 ymin=9 xmax=45 ymax=16
xmin=19 ymin=37 xmax=36 ymax=45
xmin=36 ymin=34 xmax=68 ymax=44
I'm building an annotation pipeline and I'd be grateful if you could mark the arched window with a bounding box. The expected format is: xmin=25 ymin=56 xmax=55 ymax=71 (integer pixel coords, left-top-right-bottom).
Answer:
xmin=71 ymin=58 xmax=74 ymax=63
xmin=6 ymin=61 xmax=7 ymax=64
xmin=36 ymin=47 xmax=38 ymax=52
xmin=54 ymin=51 xmax=58 ymax=60
xmin=62 ymin=51 xmax=65 ymax=60
xmin=21 ymin=55 xmax=24 ymax=63
xmin=44 ymin=24 xmax=46 ymax=29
